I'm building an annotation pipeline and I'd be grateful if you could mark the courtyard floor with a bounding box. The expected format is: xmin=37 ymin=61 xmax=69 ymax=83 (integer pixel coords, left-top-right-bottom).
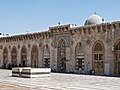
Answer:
xmin=0 ymin=70 xmax=120 ymax=90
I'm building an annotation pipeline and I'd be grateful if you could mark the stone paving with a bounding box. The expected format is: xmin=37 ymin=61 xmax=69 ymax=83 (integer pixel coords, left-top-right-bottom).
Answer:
xmin=0 ymin=69 xmax=120 ymax=90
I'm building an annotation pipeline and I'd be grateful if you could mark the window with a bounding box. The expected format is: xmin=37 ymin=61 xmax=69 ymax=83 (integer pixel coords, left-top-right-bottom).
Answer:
xmin=76 ymin=58 xmax=84 ymax=70
xmin=94 ymin=54 xmax=98 ymax=60
xmin=44 ymin=58 xmax=50 ymax=68
xmin=94 ymin=54 xmax=103 ymax=60
xmin=99 ymin=54 xmax=103 ymax=60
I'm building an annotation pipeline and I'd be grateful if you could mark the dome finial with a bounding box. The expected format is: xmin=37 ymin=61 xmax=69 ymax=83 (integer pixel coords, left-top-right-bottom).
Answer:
xmin=94 ymin=11 xmax=97 ymax=15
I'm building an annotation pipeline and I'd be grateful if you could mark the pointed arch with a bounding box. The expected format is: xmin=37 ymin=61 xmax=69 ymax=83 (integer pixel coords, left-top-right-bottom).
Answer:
xmin=75 ymin=42 xmax=83 ymax=55
xmin=57 ymin=39 xmax=66 ymax=72
xmin=44 ymin=44 xmax=50 ymax=55
xmin=20 ymin=45 xmax=27 ymax=67
xmin=93 ymin=43 xmax=104 ymax=51
xmin=31 ymin=45 xmax=38 ymax=68
xmin=92 ymin=41 xmax=105 ymax=75
xmin=11 ymin=46 xmax=17 ymax=67
xmin=3 ymin=47 xmax=8 ymax=69
xmin=43 ymin=44 xmax=50 ymax=68
xmin=75 ymin=42 xmax=84 ymax=73
xmin=114 ymin=40 xmax=120 ymax=50
xmin=58 ymin=39 xmax=66 ymax=47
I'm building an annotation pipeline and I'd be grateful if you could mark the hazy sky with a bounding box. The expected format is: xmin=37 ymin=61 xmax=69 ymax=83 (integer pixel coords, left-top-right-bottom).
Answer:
xmin=0 ymin=0 xmax=119 ymax=35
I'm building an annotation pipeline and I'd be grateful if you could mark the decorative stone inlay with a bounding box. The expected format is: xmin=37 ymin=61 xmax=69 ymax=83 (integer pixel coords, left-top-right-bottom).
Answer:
xmin=106 ymin=38 xmax=111 ymax=44
xmin=53 ymin=34 xmax=70 ymax=48
xmin=45 ymin=39 xmax=49 ymax=43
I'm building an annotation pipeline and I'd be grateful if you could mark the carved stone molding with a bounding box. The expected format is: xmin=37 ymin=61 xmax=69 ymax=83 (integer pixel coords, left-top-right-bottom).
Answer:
xmin=106 ymin=38 xmax=111 ymax=44
xmin=53 ymin=34 xmax=70 ymax=48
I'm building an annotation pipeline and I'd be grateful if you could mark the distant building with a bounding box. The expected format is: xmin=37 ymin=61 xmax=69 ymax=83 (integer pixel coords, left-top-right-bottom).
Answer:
xmin=0 ymin=13 xmax=120 ymax=76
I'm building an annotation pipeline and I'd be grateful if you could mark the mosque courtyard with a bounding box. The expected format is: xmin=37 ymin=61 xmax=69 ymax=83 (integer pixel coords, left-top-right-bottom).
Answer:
xmin=0 ymin=69 xmax=120 ymax=90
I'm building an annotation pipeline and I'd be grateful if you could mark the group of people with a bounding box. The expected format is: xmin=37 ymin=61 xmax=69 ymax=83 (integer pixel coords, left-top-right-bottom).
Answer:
xmin=2 ymin=62 xmax=27 ymax=70
xmin=89 ymin=69 xmax=94 ymax=75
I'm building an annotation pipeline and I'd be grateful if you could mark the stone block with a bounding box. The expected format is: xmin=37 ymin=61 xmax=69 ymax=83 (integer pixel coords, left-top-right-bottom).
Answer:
xmin=12 ymin=67 xmax=51 ymax=78
xmin=21 ymin=68 xmax=51 ymax=78
xmin=12 ymin=67 xmax=22 ymax=77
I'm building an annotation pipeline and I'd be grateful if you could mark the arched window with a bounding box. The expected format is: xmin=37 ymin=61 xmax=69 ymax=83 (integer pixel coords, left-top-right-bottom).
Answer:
xmin=57 ymin=39 xmax=66 ymax=72
xmin=114 ymin=40 xmax=120 ymax=75
xmin=31 ymin=45 xmax=38 ymax=68
xmin=75 ymin=42 xmax=84 ymax=73
xmin=11 ymin=46 xmax=17 ymax=67
xmin=21 ymin=46 xmax=27 ymax=67
xmin=3 ymin=47 xmax=8 ymax=69
xmin=93 ymin=42 xmax=104 ymax=75
xmin=43 ymin=44 xmax=50 ymax=68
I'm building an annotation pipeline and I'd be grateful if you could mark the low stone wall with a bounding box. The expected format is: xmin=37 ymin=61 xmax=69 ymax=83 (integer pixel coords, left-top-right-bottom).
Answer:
xmin=12 ymin=67 xmax=51 ymax=78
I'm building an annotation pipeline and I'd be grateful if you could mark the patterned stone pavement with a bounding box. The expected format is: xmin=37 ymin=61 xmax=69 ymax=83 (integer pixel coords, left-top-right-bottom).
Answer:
xmin=0 ymin=69 xmax=120 ymax=90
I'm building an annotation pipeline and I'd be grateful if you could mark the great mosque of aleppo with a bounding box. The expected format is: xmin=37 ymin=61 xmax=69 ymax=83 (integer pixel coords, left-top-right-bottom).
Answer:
xmin=0 ymin=13 xmax=120 ymax=76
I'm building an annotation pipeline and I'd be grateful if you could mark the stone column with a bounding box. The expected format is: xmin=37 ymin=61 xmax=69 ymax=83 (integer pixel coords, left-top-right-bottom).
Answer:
xmin=8 ymin=49 xmax=11 ymax=64
xmin=17 ymin=47 xmax=20 ymax=66
xmin=53 ymin=48 xmax=57 ymax=71
xmin=50 ymin=47 xmax=53 ymax=68
xmin=27 ymin=45 xmax=31 ymax=67
xmin=104 ymin=42 xmax=111 ymax=76
xmin=66 ymin=47 xmax=71 ymax=72
xmin=39 ymin=47 xmax=43 ymax=68
xmin=71 ymin=47 xmax=75 ymax=72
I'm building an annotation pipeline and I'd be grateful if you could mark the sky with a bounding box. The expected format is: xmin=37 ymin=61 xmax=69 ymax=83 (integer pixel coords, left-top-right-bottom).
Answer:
xmin=0 ymin=0 xmax=119 ymax=35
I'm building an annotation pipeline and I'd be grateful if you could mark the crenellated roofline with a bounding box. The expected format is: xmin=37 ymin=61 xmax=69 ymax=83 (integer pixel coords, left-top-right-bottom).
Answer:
xmin=49 ymin=24 xmax=71 ymax=33
xmin=0 ymin=31 xmax=51 ymax=42
xmin=0 ymin=21 xmax=120 ymax=42
xmin=69 ymin=21 xmax=120 ymax=35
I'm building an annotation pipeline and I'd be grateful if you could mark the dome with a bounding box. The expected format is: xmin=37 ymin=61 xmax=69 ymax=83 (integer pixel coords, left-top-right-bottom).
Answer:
xmin=84 ymin=14 xmax=105 ymax=26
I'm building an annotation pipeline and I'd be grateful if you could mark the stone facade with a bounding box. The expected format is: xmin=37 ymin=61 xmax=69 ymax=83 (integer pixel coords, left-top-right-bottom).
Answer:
xmin=1 ymin=19 xmax=120 ymax=76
